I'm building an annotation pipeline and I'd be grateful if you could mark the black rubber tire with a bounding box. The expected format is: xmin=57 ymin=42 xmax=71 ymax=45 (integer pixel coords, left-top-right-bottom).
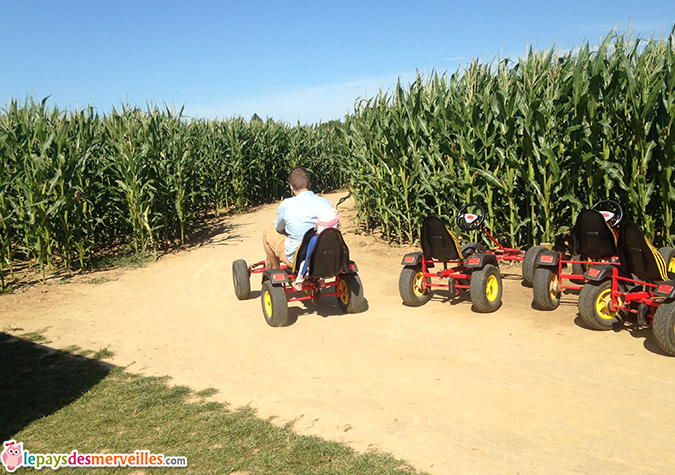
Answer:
xmin=578 ymin=279 xmax=624 ymax=330
xmin=399 ymin=264 xmax=432 ymax=307
xmin=261 ymin=280 xmax=288 ymax=327
xmin=470 ymin=264 xmax=502 ymax=313
xmin=522 ymin=245 xmax=547 ymax=288
xmin=532 ymin=266 xmax=560 ymax=310
xmin=232 ymin=259 xmax=251 ymax=300
xmin=653 ymin=300 xmax=675 ymax=356
xmin=658 ymin=247 xmax=675 ymax=278
xmin=337 ymin=273 xmax=365 ymax=313
xmin=570 ymin=254 xmax=588 ymax=285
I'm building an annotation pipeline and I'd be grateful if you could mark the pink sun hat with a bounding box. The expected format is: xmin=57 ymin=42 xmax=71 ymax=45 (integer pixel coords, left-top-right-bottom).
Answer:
xmin=317 ymin=207 xmax=340 ymax=233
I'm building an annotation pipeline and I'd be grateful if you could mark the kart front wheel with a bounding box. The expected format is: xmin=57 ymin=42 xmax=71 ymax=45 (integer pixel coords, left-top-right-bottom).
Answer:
xmin=578 ymin=279 xmax=624 ymax=330
xmin=470 ymin=264 xmax=502 ymax=313
xmin=522 ymin=245 xmax=547 ymax=288
xmin=261 ymin=280 xmax=288 ymax=327
xmin=653 ymin=300 xmax=675 ymax=356
xmin=337 ymin=273 xmax=365 ymax=313
xmin=399 ymin=264 xmax=432 ymax=307
xmin=532 ymin=267 xmax=560 ymax=310
xmin=232 ymin=259 xmax=251 ymax=300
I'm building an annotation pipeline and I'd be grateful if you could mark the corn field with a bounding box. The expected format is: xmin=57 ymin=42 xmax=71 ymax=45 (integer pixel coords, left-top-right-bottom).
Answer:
xmin=0 ymin=100 xmax=346 ymax=287
xmin=343 ymin=28 xmax=675 ymax=249
xmin=3 ymin=27 xmax=675 ymax=289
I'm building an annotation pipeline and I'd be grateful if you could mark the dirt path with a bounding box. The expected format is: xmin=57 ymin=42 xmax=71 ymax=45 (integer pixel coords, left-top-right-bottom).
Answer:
xmin=3 ymin=192 xmax=675 ymax=475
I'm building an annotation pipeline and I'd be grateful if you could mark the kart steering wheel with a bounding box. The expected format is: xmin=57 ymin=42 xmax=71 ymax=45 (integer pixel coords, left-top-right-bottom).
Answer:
xmin=591 ymin=199 xmax=623 ymax=229
xmin=456 ymin=203 xmax=486 ymax=231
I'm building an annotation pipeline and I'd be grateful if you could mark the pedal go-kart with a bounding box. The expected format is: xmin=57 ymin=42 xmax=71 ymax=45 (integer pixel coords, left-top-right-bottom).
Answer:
xmin=232 ymin=227 xmax=365 ymax=327
xmin=530 ymin=200 xmax=623 ymax=310
xmin=398 ymin=214 xmax=503 ymax=313
xmin=456 ymin=203 xmax=539 ymax=286
xmin=578 ymin=221 xmax=675 ymax=355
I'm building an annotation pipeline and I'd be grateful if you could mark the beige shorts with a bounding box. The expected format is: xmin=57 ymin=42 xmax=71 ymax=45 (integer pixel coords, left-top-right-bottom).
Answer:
xmin=264 ymin=225 xmax=292 ymax=266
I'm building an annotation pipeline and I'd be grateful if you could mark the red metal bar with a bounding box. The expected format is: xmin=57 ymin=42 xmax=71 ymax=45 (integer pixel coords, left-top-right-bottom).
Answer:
xmin=557 ymin=254 xmax=586 ymax=291
xmin=606 ymin=268 xmax=663 ymax=314
xmin=426 ymin=283 xmax=450 ymax=289
xmin=480 ymin=226 xmax=503 ymax=249
xmin=249 ymin=260 xmax=290 ymax=274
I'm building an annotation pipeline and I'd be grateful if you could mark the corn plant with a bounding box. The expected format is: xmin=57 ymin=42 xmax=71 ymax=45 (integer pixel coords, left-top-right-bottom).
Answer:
xmin=343 ymin=27 xmax=675 ymax=250
xmin=0 ymin=97 xmax=347 ymax=286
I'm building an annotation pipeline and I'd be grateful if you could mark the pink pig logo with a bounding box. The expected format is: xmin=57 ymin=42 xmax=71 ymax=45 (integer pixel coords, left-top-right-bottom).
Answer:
xmin=1 ymin=440 xmax=23 ymax=473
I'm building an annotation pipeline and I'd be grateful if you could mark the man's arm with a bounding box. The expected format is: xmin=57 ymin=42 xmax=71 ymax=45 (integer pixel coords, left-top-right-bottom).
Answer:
xmin=274 ymin=202 xmax=286 ymax=233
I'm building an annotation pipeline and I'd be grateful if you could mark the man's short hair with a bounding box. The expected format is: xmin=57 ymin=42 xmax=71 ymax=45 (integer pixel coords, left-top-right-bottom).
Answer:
xmin=288 ymin=167 xmax=311 ymax=190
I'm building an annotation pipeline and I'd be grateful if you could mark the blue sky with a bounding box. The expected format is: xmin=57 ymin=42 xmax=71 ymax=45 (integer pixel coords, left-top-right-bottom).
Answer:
xmin=1 ymin=1 xmax=673 ymax=125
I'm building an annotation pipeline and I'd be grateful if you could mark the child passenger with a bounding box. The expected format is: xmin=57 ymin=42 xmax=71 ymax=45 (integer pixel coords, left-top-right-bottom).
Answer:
xmin=292 ymin=207 xmax=340 ymax=291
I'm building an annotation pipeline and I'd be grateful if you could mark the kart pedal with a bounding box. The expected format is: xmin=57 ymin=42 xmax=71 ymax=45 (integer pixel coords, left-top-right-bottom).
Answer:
xmin=448 ymin=277 xmax=456 ymax=295
xmin=637 ymin=303 xmax=649 ymax=327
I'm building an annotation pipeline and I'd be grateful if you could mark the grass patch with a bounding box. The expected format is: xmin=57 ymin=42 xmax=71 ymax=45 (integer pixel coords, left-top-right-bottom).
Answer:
xmin=61 ymin=344 xmax=82 ymax=353
xmin=196 ymin=387 xmax=219 ymax=398
xmin=85 ymin=251 xmax=155 ymax=271
xmin=20 ymin=331 xmax=47 ymax=343
xmin=93 ymin=253 xmax=157 ymax=269
xmin=0 ymin=284 xmax=14 ymax=295
xmin=1 ymin=334 xmax=425 ymax=475
xmin=92 ymin=346 xmax=114 ymax=360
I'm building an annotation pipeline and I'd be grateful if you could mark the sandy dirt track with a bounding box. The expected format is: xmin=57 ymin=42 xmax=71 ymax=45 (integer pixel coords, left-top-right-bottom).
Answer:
xmin=3 ymin=191 xmax=675 ymax=475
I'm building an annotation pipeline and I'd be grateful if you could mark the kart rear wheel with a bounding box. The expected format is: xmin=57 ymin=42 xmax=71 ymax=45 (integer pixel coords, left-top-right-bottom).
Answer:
xmin=232 ymin=259 xmax=251 ymax=300
xmin=261 ymin=280 xmax=288 ymax=327
xmin=658 ymin=247 xmax=675 ymax=277
xmin=532 ymin=267 xmax=560 ymax=310
xmin=337 ymin=273 xmax=365 ymax=313
xmin=470 ymin=264 xmax=502 ymax=313
xmin=570 ymin=254 xmax=589 ymax=285
xmin=522 ymin=245 xmax=546 ymax=288
xmin=399 ymin=264 xmax=432 ymax=307
xmin=578 ymin=279 xmax=624 ymax=330
xmin=653 ymin=301 xmax=675 ymax=356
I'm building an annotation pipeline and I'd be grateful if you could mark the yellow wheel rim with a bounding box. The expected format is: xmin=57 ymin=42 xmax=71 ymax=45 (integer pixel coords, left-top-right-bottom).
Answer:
xmin=668 ymin=257 xmax=675 ymax=273
xmin=339 ymin=278 xmax=350 ymax=304
xmin=486 ymin=274 xmax=499 ymax=302
xmin=264 ymin=290 xmax=273 ymax=316
xmin=595 ymin=288 xmax=619 ymax=320
xmin=549 ymin=273 xmax=559 ymax=300
xmin=413 ymin=271 xmax=426 ymax=297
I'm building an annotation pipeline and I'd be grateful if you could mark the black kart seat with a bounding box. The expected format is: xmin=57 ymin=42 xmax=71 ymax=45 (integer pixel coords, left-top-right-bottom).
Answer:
xmin=421 ymin=216 xmax=463 ymax=261
xmin=572 ymin=209 xmax=617 ymax=259
xmin=306 ymin=228 xmax=350 ymax=278
xmin=617 ymin=222 xmax=669 ymax=282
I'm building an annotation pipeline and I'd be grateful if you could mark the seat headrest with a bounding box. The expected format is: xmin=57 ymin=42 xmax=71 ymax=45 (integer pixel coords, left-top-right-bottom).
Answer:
xmin=572 ymin=209 xmax=617 ymax=259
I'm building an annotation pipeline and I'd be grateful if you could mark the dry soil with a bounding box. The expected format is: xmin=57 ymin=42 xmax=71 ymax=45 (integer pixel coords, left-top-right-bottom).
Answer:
xmin=2 ymin=192 xmax=675 ymax=475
